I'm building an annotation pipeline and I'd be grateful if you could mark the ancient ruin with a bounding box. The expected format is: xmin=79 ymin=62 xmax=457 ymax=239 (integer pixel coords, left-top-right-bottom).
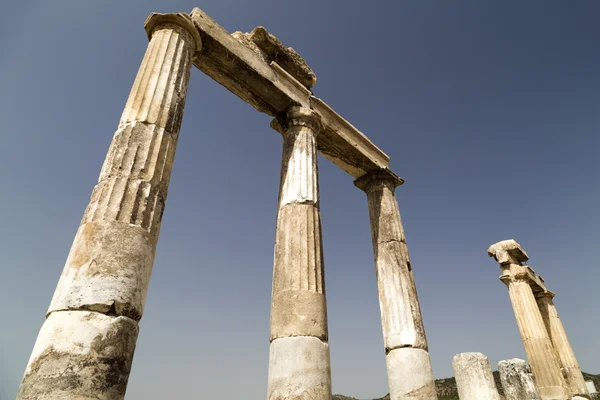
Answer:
xmin=498 ymin=358 xmax=540 ymax=400
xmin=488 ymin=239 xmax=590 ymax=400
xmin=453 ymin=352 xmax=501 ymax=400
xmin=16 ymin=9 xmax=436 ymax=400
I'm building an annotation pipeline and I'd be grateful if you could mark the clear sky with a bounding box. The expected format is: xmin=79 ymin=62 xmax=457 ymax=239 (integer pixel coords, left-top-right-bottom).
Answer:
xmin=1 ymin=1 xmax=599 ymax=398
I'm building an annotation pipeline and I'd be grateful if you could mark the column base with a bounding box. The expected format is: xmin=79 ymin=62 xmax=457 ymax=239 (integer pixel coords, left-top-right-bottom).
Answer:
xmin=16 ymin=310 xmax=138 ymax=400
xmin=386 ymin=347 xmax=438 ymax=400
xmin=538 ymin=386 xmax=569 ymax=400
xmin=267 ymin=336 xmax=331 ymax=400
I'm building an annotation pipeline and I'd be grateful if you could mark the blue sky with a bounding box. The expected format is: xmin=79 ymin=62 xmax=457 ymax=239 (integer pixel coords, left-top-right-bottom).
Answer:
xmin=1 ymin=1 xmax=599 ymax=398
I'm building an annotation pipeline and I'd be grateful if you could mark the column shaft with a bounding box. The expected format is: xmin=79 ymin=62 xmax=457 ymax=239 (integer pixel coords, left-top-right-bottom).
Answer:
xmin=537 ymin=294 xmax=590 ymax=398
xmin=267 ymin=107 xmax=331 ymax=400
xmin=355 ymin=170 xmax=437 ymax=400
xmin=506 ymin=279 xmax=568 ymax=400
xmin=17 ymin=13 xmax=201 ymax=400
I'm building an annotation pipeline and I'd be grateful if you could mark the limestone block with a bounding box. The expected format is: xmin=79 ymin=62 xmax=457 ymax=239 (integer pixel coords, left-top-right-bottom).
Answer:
xmin=267 ymin=336 xmax=331 ymax=400
xmin=386 ymin=347 xmax=437 ymax=400
xmin=48 ymin=220 xmax=155 ymax=321
xmin=498 ymin=359 xmax=540 ymax=400
xmin=16 ymin=310 xmax=138 ymax=400
xmin=487 ymin=239 xmax=529 ymax=264
xmin=453 ymin=352 xmax=501 ymax=400
xmin=270 ymin=289 xmax=327 ymax=341
xmin=232 ymin=26 xmax=316 ymax=89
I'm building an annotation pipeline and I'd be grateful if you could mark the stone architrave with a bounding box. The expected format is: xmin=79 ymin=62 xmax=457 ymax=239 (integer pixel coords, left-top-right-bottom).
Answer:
xmin=16 ymin=13 xmax=201 ymax=400
xmin=536 ymin=292 xmax=590 ymax=399
xmin=453 ymin=352 xmax=501 ymax=400
xmin=354 ymin=169 xmax=437 ymax=400
xmin=267 ymin=107 xmax=331 ymax=400
xmin=498 ymin=358 xmax=540 ymax=400
xmin=488 ymin=240 xmax=568 ymax=400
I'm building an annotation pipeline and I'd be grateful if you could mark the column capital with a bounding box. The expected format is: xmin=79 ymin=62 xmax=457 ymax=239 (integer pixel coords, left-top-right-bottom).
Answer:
xmin=499 ymin=273 xmax=531 ymax=287
xmin=488 ymin=239 xmax=529 ymax=265
xmin=144 ymin=12 xmax=202 ymax=52
xmin=353 ymin=168 xmax=404 ymax=193
xmin=271 ymin=106 xmax=322 ymax=136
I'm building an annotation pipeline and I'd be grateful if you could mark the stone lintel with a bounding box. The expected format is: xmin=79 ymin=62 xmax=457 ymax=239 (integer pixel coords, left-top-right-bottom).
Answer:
xmin=246 ymin=26 xmax=316 ymax=89
xmin=353 ymin=167 xmax=405 ymax=192
xmin=188 ymin=8 xmax=391 ymax=178
xmin=499 ymin=265 xmax=549 ymax=294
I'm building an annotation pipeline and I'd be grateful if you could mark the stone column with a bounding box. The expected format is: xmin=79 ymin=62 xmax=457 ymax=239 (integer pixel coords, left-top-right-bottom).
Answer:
xmin=453 ymin=352 xmax=501 ymax=400
xmin=267 ymin=107 xmax=331 ymax=400
xmin=354 ymin=169 xmax=437 ymax=400
xmin=16 ymin=13 xmax=201 ymax=400
xmin=501 ymin=276 xmax=568 ymax=400
xmin=498 ymin=358 xmax=540 ymax=400
xmin=536 ymin=292 xmax=590 ymax=399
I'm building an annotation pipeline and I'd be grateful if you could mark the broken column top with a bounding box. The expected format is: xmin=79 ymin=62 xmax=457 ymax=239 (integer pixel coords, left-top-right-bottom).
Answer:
xmin=232 ymin=26 xmax=317 ymax=89
xmin=488 ymin=239 xmax=529 ymax=265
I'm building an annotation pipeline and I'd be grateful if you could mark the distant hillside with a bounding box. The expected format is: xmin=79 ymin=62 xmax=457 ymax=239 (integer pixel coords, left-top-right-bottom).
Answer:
xmin=333 ymin=371 xmax=599 ymax=400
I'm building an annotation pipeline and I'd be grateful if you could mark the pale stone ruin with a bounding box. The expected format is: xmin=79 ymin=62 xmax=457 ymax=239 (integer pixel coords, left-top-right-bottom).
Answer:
xmin=453 ymin=352 xmax=501 ymax=400
xmin=498 ymin=358 xmax=540 ymax=400
xmin=16 ymin=9 xmax=438 ymax=400
xmin=488 ymin=239 xmax=590 ymax=400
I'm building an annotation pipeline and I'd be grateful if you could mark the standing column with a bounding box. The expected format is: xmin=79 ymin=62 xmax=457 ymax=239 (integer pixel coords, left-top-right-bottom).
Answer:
xmin=453 ymin=352 xmax=501 ymax=400
xmin=489 ymin=240 xmax=569 ymax=399
xmin=267 ymin=107 xmax=331 ymax=400
xmin=16 ymin=13 xmax=201 ymax=400
xmin=501 ymin=276 xmax=567 ymax=399
xmin=536 ymin=292 xmax=590 ymax=399
xmin=354 ymin=169 xmax=437 ymax=400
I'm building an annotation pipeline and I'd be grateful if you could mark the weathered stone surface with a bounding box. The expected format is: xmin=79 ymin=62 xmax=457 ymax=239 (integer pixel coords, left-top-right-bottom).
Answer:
xmin=355 ymin=170 xmax=428 ymax=350
xmin=536 ymin=293 xmax=590 ymax=398
xmin=487 ymin=239 xmax=529 ymax=265
xmin=498 ymin=359 xmax=540 ymax=400
xmin=267 ymin=337 xmax=331 ymax=400
xmin=453 ymin=352 xmax=501 ymax=400
xmin=19 ymin=12 xmax=198 ymax=399
xmin=48 ymin=220 xmax=155 ymax=320
xmin=386 ymin=348 xmax=437 ymax=400
xmin=189 ymin=8 xmax=392 ymax=178
xmin=243 ymin=26 xmax=316 ymax=88
xmin=270 ymin=281 xmax=327 ymax=341
xmin=122 ymin=14 xmax=198 ymax=131
xmin=355 ymin=169 xmax=436 ymax=400
xmin=505 ymin=279 xmax=568 ymax=399
xmin=16 ymin=311 xmax=138 ymax=400
xmin=47 ymin=13 xmax=197 ymax=322
xmin=490 ymin=240 xmax=571 ymax=399
xmin=268 ymin=107 xmax=331 ymax=398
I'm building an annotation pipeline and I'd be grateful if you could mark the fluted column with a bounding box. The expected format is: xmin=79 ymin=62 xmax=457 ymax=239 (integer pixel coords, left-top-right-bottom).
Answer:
xmin=536 ymin=292 xmax=590 ymax=399
xmin=16 ymin=13 xmax=201 ymax=400
xmin=502 ymin=275 xmax=568 ymax=400
xmin=354 ymin=169 xmax=437 ymax=400
xmin=267 ymin=107 xmax=331 ymax=400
